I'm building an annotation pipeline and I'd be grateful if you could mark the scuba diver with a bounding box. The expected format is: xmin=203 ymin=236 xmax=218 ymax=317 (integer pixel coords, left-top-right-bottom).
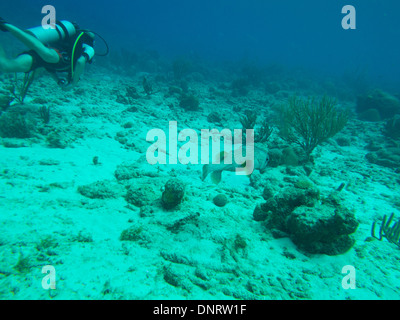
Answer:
xmin=0 ymin=18 xmax=96 ymax=91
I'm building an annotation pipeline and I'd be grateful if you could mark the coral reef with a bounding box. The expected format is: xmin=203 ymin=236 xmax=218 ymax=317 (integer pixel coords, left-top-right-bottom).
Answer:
xmin=120 ymin=225 xmax=145 ymax=242
xmin=357 ymin=89 xmax=400 ymax=119
xmin=357 ymin=108 xmax=381 ymax=122
xmin=78 ymin=180 xmax=123 ymax=199
xmin=179 ymin=93 xmax=199 ymax=111
xmin=365 ymin=147 xmax=400 ymax=169
xmin=46 ymin=129 xmax=69 ymax=148
xmin=213 ymin=194 xmax=228 ymax=207
xmin=161 ymin=178 xmax=186 ymax=209
xmin=1 ymin=42 xmax=399 ymax=300
xmin=384 ymin=116 xmax=400 ymax=139
xmin=254 ymin=185 xmax=358 ymax=255
xmin=207 ymin=111 xmax=222 ymax=124
xmin=253 ymin=186 xmax=320 ymax=228
xmin=125 ymin=184 xmax=158 ymax=207
xmin=287 ymin=202 xmax=358 ymax=255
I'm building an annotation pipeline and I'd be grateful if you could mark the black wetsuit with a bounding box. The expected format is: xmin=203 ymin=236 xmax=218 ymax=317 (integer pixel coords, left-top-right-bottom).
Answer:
xmin=21 ymin=32 xmax=94 ymax=82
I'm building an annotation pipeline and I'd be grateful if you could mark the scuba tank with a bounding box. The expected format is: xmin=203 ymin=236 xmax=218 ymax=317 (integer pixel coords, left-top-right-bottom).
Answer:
xmin=26 ymin=20 xmax=77 ymax=44
xmin=25 ymin=20 xmax=106 ymax=86
xmin=26 ymin=20 xmax=105 ymax=60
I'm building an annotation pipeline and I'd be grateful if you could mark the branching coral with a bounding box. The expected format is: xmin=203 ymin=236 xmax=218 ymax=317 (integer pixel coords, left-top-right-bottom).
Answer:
xmin=39 ymin=106 xmax=51 ymax=124
xmin=10 ymin=71 xmax=36 ymax=104
xmin=239 ymin=109 xmax=272 ymax=143
xmin=239 ymin=109 xmax=257 ymax=130
xmin=142 ymin=76 xmax=153 ymax=96
xmin=279 ymin=95 xmax=348 ymax=160
xmin=371 ymin=213 xmax=400 ymax=248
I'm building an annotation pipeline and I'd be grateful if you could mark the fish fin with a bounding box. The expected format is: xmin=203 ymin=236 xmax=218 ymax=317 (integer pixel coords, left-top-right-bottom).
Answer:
xmin=242 ymin=161 xmax=253 ymax=179
xmin=244 ymin=160 xmax=254 ymax=176
xmin=215 ymin=151 xmax=230 ymax=164
xmin=201 ymin=164 xmax=209 ymax=181
xmin=210 ymin=170 xmax=222 ymax=184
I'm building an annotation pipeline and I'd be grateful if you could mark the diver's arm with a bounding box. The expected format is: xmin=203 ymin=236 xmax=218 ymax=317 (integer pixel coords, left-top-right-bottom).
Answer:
xmin=2 ymin=23 xmax=59 ymax=63
xmin=70 ymin=56 xmax=86 ymax=86
xmin=64 ymin=44 xmax=94 ymax=90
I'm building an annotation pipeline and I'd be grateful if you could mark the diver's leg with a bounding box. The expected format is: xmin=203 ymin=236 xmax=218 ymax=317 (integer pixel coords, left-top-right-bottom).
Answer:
xmin=0 ymin=49 xmax=33 ymax=73
xmin=2 ymin=23 xmax=60 ymax=63
xmin=0 ymin=17 xmax=8 ymax=32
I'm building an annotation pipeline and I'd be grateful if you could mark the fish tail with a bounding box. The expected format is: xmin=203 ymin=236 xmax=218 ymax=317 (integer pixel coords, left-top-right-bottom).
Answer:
xmin=201 ymin=164 xmax=209 ymax=181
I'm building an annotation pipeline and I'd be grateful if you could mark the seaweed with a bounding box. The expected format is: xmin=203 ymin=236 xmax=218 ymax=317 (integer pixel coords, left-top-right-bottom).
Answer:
xmin=142 ymin=76 xmax=153 ymax=96
xmin=14 ymin=253 xmax=32 ymax=273
xmin=39 ymin=106 xmax=51 ymax=124
xmin=9 ymin=71 xmax=36 ymax=104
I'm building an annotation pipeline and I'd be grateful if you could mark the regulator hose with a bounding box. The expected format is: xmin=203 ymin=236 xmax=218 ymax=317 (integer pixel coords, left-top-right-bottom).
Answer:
xmin=80 ymin=29 xmax=110 ymax=57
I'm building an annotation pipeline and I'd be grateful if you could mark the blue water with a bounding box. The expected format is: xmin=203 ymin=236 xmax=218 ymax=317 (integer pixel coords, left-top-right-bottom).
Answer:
xmin=1 ymin=0 xmax=400 ymax=301
xmin=1 ymin=0 xmax=399 ymax=84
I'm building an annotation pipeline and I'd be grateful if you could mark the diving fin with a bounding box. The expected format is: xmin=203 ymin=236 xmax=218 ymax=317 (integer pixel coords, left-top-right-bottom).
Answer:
xmin=0 ymin=18 xmax=8 ymax=32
